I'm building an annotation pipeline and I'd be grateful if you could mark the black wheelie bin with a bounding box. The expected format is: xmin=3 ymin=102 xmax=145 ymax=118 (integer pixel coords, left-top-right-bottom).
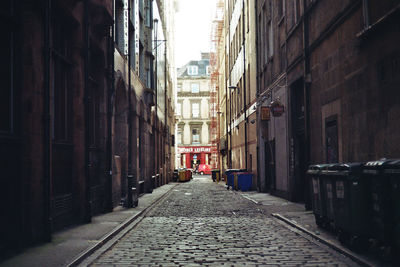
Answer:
xmin=330 ymin=163 xmax=370 ymax=250
xmin=363 ymin=159 xmax=394 ymax=256
xmin=320 ymin=164 xmax=337 ymax=231
xmin=307 ymin=165 xmax=325 ymax=227
xmin=385 ymin=159 xmax=400 ymax=257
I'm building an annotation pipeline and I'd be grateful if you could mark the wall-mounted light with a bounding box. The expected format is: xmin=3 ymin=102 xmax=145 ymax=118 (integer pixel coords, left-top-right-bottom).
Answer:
xmin=229 ymin=85 xmax=240 ymax=94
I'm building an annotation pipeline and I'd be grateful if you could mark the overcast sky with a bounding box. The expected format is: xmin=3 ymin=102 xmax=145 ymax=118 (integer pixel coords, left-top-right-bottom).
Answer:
xmin=174 ymin=0 xmax=215 ymax=68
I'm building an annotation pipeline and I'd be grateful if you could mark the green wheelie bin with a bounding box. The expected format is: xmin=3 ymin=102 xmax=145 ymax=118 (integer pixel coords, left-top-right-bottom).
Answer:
xmin=330 ymin=163 xmax=370 ymax=250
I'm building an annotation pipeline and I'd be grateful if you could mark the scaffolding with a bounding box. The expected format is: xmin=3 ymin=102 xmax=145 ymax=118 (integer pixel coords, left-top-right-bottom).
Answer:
xmin=209 ymin=0 xmax=224 ymax=170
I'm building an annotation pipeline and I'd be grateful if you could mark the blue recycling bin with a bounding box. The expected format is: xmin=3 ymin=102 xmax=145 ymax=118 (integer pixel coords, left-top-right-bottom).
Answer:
xmin=225 ymin=169 xmax=246 ymax=190
xmin=237 ymin=172 xmax=253 ymax=191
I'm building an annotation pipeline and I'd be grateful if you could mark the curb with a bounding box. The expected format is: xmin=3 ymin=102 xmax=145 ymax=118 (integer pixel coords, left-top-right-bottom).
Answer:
xmin=272 ymin=213 xmax=374 ymax=267
xmin=67 ymin=184 xmax=178 ymax=267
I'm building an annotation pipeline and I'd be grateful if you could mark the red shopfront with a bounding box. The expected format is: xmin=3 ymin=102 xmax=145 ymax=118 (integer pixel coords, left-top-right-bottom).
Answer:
xmin=178 ymin=146 xmax=214 ymax=169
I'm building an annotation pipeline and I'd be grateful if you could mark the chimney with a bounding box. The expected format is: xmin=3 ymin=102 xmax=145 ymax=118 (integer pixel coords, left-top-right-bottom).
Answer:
xmin=201 ymin=52 xmax=210 ymax=60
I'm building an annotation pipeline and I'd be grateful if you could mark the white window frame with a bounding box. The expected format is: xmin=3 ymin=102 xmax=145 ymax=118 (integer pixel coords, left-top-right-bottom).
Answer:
xmin=206 ymin=65 xmax=211 ymax=75
xmin=176 ymin=102 xmax=182 ymax=116
xmin=187 ymin=65 xmax=198 ymax=75
xmin=192 ymin=102 xmax=200 ymax=118
xmin=177 ymin=127 xmax=183 ymax=145
xmin=191 ymin=83 xmax=200 ymax=93
xmin=192 ymin=127 xmax=201 ymax=144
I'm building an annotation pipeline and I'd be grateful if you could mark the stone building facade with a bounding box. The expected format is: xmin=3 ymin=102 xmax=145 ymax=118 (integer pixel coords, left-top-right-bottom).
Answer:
xmin=176 ymin=54 xmax=215 ymax=170
xmin=222 ymin=0 xmax=258 ymax=188
xmin=254 ymin=0 xmax=400 ymax=205
xmin=0 ymin=0 xmax=176 ymax=257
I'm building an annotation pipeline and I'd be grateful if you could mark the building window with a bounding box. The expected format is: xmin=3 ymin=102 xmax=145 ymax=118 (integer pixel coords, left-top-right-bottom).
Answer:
xmin=192 ymin=102 xmax=200 ymax=118
xmin=115 ymin=0 xmax=124 ymax=53
xmin=278 ymin=0 xmax=285 ymax=19
xmin=295 ymin=0 xmax=301 ymax=23
xmin=326 ymin=116 xmax=338 ymax=163
xmin=177 ymin=83 xmax=182 ymax=92
xmin=206 ymin=65 xmax=211 ymax=75
xmin=52 ymin=15 xmax=72 ymax=142
xmin=191 ymin=83 xmax=199 ymax=93
xmin=177 ymin=127 xmax=183 ymax=145
xmin=145 ymin=0 xmax=152 ymax=27
xmin=176 ymin=102 xmax=182 ymax=116
xmin=192 ymin=127 xmax=200 ymax=144
xmin=146 ymin=55 xmax=153 ymax=88
xmin=187 ymin=65 xmax=198 ymax=75
xmin=0 ymin=1 xmax=15 ymax=133
xmin=129 ymin=27 xmax=135 ymax=68
xmin=139 ymin=43 xmax=144 ymax=80
xmin=268 ymin=21 xmax=274 ymax=58
xmin=280 ymin=44 xmax=286 ymax=73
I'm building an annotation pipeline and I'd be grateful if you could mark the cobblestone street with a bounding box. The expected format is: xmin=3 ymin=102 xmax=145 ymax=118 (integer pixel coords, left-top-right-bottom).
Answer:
xmin=89 ymin=176 xmax=358 ymax=266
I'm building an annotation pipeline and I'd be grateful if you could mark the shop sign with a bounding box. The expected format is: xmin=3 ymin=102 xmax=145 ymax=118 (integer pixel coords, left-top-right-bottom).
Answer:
xmin=261 ymin=106 xmax=270 ymax=121
xmin=178 ymin=146 xmax=212 ymax=153
xmin=271 ymin=100 xmax=285 ymax=117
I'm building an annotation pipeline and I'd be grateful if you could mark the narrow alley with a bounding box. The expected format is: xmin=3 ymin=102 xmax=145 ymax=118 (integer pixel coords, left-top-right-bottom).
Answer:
xmin=1 ymin=0 xmax=399 ymax=266
xmin=85 ymin=177 xmax=356 ymax=266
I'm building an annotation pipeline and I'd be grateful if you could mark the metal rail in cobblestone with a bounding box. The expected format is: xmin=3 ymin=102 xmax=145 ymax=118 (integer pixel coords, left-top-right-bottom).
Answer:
xmin=272 ymin=213 xmax=374 ymax=267
xmin=67 ymin=184 xmax=179 ymax=267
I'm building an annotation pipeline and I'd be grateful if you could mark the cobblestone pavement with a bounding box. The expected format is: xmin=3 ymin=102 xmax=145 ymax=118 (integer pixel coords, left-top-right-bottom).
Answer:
xmin=89 ymin=177 xmax=358 ymax=266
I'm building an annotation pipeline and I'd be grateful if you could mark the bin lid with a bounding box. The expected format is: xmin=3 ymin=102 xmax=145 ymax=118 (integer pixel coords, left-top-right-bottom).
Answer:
xmin=320 ymin=163 xmax=337 ymax=174
xmin=363 ymin=159 xmax=394 ymax=174
xmin=328 ymin=162 xmax=364 ymax=176
xmin=306 ymin=164 xmax=323 ymax=174
xmin=225 ymin=169 xmax=246 ymax=174
xmin=237 ymin=172 xmax=252 ymax=175
xmin=384 ymin=159 xmax=400 ymax=174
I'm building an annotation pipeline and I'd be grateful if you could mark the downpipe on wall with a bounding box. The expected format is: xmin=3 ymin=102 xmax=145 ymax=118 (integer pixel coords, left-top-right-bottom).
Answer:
xmin=84 ymin=0 xmax=92 ymax=222
xmin=43 ymin=0 xmax=52 ymax=241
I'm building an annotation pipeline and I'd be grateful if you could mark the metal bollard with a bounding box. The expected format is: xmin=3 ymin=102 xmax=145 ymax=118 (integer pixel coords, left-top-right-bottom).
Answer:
xmin=126 ymin=174 xmax=134 ymax=208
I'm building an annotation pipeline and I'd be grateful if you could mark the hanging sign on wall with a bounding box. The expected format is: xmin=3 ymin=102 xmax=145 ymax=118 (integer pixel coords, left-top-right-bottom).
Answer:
xmin=271 ymin=100 xmax=285 ymax=117
xmin=261 ymin=106 xmax=271 ymax=121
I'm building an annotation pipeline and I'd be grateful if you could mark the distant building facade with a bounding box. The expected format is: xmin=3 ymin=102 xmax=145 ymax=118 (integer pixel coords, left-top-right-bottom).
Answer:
xmin=176 ymin=54 xmax=215 ymax=170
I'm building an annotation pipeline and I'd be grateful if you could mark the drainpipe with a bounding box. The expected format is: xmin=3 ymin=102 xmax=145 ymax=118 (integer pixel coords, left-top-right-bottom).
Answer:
xmin=227 ymin=1 xmax=232 ymax=169
xmin=254 ymin=0 xmax=261 ymax=190
xmin=303 ymin=0 xmax=311 ymax=210
xmin=43 ymin=0 xmax=52 ymax=241
xmin=105 ymin=12 xmax=115 ymax=212
xmin=126 ymin=0 xmax=133 ymax=208
xmin=362 ymin=0 xmax=370 ymax=29
xmin=154 ymin=18 xmax=159 ymax=177
xmin=83 ymin=0 xmax=92 ymax=222
xmin=242 ymin=0 xmax=248 ymax=171
xmin=164 ymin=41 xmax=167 ymax=182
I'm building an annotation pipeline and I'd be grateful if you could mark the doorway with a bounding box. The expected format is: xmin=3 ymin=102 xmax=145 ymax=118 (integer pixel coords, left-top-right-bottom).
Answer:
xmin=290 ymin=79 xmax=309 ymax=203
xmin=264 ymin=139 xmax=275 ymax=192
